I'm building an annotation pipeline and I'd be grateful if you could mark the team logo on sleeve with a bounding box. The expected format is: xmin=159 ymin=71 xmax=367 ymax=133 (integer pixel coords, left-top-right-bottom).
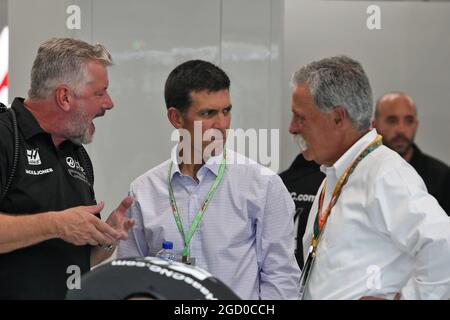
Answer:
xmin=26 ymin=149 xmax=41 ymax=165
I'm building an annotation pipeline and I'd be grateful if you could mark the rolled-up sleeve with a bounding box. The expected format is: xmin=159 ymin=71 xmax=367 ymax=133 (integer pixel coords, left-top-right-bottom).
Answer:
xmin=372 ymin=165 xmax=450 ymax=299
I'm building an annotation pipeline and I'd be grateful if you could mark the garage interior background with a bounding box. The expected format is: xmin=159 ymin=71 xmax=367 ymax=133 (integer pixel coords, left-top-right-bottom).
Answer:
xmin=1 ymin=0 xmax=449 ymax=229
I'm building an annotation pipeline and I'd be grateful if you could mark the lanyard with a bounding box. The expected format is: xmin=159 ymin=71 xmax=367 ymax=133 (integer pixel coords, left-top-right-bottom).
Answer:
xmin=299 ymin=134 xmax=382 ymax=299
xmin=167 ymin=151 xmax=227 ymax=262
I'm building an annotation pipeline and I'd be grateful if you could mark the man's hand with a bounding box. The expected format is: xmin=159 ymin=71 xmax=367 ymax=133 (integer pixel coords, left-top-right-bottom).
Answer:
xmin=56 ymin=202 xmax=121 ymax=246
xmin=105 ymin=196 xmax=135 ymax=240
xmin=89 ymin=197 xmax=135 ymax=267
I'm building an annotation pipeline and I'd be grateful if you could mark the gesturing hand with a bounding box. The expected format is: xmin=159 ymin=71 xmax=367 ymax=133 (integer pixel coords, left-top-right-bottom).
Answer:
xmin=57 ymin=202 xmax=121 ymax=246
xmin=105 ymin=196 xmax=135 ymax=240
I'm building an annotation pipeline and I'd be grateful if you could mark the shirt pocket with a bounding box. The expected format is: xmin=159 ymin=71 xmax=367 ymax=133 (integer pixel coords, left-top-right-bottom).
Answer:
xmin=318 ymin=221 xmax=358 ymax=269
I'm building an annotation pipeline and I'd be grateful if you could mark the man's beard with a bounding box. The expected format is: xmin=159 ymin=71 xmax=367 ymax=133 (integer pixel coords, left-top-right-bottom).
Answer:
xmin=66 ymin=109 xmax=93 ymax=145
xmin=385 ymin=133 xmax=414 ymax=157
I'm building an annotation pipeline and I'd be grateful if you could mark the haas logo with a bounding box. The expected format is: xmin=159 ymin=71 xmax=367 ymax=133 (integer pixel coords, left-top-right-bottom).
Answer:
xmin=26 ymin=149 xmax=41 ymax=165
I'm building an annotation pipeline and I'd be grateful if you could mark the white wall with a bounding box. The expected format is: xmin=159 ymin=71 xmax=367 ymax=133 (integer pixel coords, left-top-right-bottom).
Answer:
xmin=8 ymin=0 xmax=284 ymax=218
xmin=0 ymin=0 xmax=6 ymax=29
xmin=283 ymin=0 xmax=450 ymax=170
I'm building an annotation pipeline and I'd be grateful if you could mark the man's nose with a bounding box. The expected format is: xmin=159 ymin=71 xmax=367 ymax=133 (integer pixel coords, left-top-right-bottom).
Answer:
xmin=395 ymin=121 xmax=408 ymax=135
xmin=103 ymin=92 xmax=114 ymax=110
xmin=289 ymin=116 xmax=300 ymax=134
xmin=215 ymin=112 xmax=229 ymax=129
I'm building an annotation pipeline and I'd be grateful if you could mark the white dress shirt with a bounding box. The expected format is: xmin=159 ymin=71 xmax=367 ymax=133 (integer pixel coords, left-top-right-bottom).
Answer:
xmin=118 ymin=148 xmax=301 ymax=300
xmin=303 ymin=129 xmax=450 ymax=299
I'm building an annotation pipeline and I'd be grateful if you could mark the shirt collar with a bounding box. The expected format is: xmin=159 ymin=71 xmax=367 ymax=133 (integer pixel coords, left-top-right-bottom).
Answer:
xmin=11 ymin=97 xmax=47 ymax=140
xmin=320 ymin=129 xmax=378 ymax=184
xmin=169 ymin=144 xmax=225 ymax=180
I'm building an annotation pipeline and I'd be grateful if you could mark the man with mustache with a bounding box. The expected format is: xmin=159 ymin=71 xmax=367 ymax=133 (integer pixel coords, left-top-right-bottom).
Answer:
xmin=0 ymin=38 xmax=134 ymax=299
xmin=289 ymin=56 xmax=450 ymax=299
xmin=117 ymin=60 xmax=300 ymax=300
xmin=373 ymin=92 xmax=450 ymax=215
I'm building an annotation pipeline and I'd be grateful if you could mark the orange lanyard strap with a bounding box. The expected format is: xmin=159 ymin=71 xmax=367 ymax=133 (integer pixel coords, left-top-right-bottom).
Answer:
xmin=312 ymin=135 xmax=383 ymax=248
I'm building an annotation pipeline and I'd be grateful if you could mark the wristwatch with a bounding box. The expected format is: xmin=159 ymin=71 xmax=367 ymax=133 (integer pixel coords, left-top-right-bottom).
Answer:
xmin=100 ymin=244 xmax=114 ymax=251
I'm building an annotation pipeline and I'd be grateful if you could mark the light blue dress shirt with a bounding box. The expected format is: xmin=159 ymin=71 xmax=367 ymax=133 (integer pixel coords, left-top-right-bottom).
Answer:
xmin=117 ymin=149 xmax=300 ymax=299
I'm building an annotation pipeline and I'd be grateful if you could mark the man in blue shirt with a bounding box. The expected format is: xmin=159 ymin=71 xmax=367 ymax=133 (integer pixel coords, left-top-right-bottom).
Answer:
xmin=117 ymin=60 xmax=300 ymax=299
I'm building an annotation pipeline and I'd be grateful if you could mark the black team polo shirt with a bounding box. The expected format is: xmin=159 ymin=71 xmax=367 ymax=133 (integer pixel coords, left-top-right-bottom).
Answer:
xmin=0 ymin=98 xmax=96 ymax=299
xmin=280 ymin=154 xmax=324 ymax=268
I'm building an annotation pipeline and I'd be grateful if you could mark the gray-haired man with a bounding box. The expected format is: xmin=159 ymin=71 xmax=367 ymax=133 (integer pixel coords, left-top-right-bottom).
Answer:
xmin=0 ymin=38 xmax=134 ymax=299
xmin=289 ymin=55 xmax=450 ymax=299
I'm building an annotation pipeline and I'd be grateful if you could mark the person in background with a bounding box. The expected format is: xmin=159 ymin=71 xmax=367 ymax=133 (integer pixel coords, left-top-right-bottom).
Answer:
xmin=373 ymin=92 xmax=450 ymax=214
xmin=280 ymin=153 xmax=324 ymax=267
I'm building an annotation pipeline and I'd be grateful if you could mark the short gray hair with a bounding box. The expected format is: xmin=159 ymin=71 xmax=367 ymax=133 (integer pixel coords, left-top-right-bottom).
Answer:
xmin=292 ymin=55 xmax=373 ymax=132
xmin=29 ymin=38 xmax=113 ymax=99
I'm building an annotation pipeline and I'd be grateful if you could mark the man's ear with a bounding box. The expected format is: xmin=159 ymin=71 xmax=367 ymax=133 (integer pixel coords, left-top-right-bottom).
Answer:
xmin=167 ymin=107 xmax=184 ymax=129
xmin=333 ymin=106 xmax=347 ymax=127
xmin=372 ymin=118 xmax=378 ymax=129
xmin=54 ymin=85 xmax=72 ymax=112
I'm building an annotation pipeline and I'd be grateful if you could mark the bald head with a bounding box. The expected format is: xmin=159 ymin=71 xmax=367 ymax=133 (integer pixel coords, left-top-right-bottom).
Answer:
xmin=375 ymin=92 xmax=417 ymax=118
xmin=373 ymin=92 xmax=418 ymax=161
